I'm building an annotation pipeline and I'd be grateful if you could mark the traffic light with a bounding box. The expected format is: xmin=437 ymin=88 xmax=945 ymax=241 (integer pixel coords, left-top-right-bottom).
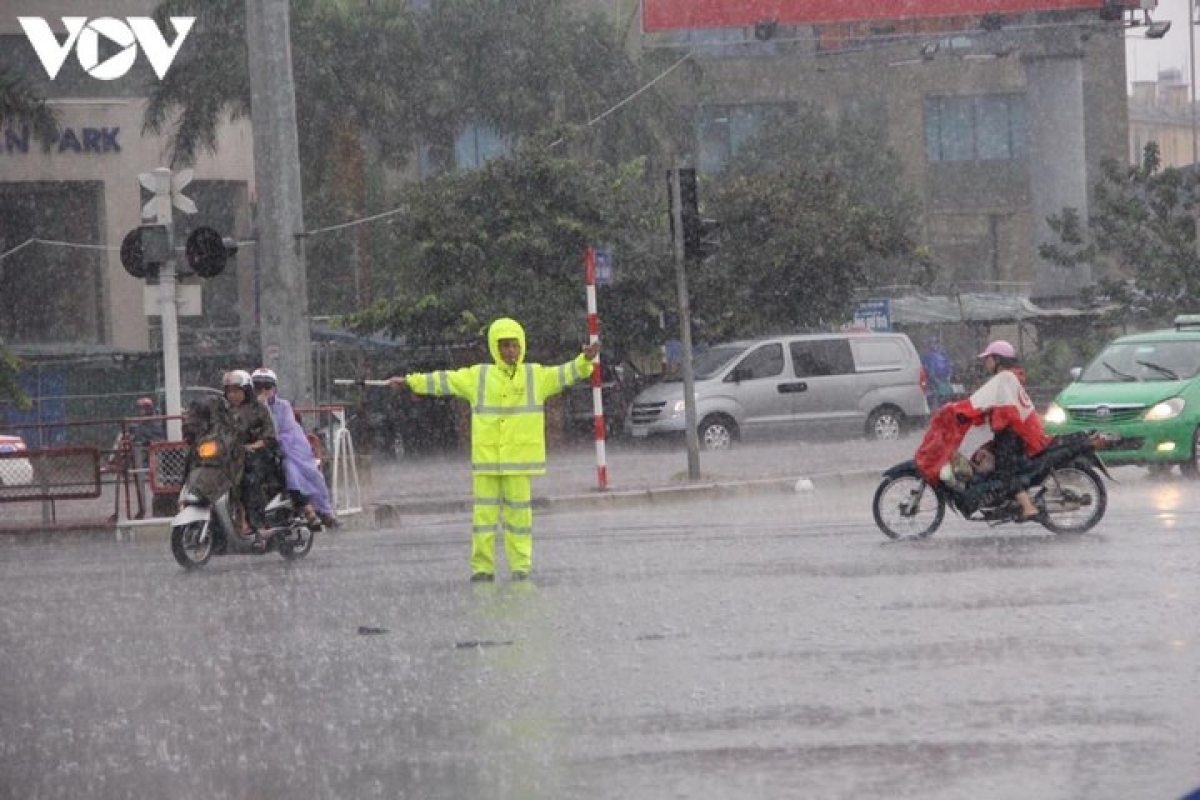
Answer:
xmin=184 ymin=226 xmax=238 ymax=278
xmin=677 ymin=168 xmax=721 ymax=261
xmin=119 ymin=224 xmax=171 ymax=278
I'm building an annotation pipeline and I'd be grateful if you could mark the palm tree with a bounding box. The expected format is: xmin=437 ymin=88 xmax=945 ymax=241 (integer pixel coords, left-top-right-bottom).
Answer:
xmin=0 ymin=64 xmax=58 ymax=142
xmin=0 ymin=65 xmax=58 ymax=408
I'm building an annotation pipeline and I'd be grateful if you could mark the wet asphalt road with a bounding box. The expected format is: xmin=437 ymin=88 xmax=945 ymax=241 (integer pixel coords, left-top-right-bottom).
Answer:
xmin=1 ymin=475 xmax=1199 ymax=800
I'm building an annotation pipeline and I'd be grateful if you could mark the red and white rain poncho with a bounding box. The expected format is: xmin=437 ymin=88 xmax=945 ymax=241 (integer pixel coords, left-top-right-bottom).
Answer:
xmin=915 ymin=367 xmax=1050 ymax=486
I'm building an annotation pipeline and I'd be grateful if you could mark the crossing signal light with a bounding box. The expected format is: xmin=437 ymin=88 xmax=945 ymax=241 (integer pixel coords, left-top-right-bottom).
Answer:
xmin=184 ymin=227 xmax=238 ymax=278
xmin=119 ymin=224 xmax=171 ymax=279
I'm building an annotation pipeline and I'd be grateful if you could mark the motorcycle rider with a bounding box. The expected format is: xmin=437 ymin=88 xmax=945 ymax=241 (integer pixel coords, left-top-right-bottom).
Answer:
xmin=250 ymin=367 xmax=338 ymax=529
xmin=179 ymin=394 xmax=242 ymax=538
xmin=954 ymin=340 xmax=1051 ymax=521
xmin=223 ymin=369 xmax=283 ymax=541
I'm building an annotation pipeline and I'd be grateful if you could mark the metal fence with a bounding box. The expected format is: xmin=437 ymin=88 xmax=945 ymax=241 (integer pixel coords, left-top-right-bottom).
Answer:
xmin=0 ymin=406 xmax=361 ymax=533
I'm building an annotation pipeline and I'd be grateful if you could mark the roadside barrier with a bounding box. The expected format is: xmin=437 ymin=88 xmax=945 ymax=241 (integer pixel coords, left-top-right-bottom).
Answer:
xmin=0 ymin=405 xmax=360 ymax=532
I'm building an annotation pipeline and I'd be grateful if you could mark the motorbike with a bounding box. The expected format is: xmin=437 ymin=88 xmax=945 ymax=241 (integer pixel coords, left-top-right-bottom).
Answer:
xmin=872 ymin=407 xmax=1115 ymax=540
xmin=170 ymin=435 xmax=317 ymax=569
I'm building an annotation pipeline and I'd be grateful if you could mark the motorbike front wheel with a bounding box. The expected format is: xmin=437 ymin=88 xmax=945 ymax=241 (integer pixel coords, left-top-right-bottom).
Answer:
xmin=872 ymin=473 xmax=945 ymax=539
xmin=171 ymin=520 xmax=213 ymax=569
xmin=1032 ymin=463 xmax=1106 ymax=535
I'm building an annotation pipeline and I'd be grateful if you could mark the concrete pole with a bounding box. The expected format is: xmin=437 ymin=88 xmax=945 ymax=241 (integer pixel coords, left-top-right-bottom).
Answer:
xmin=1025 ymin=52 xmax=1090 ymax=301
xmin=150 ymin=167 xmax=183 ymax=441
xmin=245 ymin=0 xmax=313 ymax=406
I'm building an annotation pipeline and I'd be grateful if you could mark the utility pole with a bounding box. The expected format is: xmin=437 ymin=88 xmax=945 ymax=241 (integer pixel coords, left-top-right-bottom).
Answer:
xmin=245 ymin=0 xmax=313 ymax=406
xmin=669 ymin=160 xmax=701 ymax=480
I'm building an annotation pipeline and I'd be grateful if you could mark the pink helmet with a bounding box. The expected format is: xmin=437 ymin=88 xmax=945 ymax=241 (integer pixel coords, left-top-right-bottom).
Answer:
xmin=977 ymin=340 xmax=1016 ymax=359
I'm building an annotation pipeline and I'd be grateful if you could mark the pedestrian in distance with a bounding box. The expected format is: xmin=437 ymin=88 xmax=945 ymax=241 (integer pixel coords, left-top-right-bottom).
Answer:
xmin=127 ymin=396 xmax=166 ymax=518
xmin=251 ymin=367 xmax=338 ymax=529
xmin=921 ymin=338 xmax=954 ymax=411
xmin=387 ymin=317 xmax=600 ymax=583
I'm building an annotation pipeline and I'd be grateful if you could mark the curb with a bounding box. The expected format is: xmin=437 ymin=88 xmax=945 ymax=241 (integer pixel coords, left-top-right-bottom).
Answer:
xmin=0 ymin=470 xmax=886 ymax=542
xmin=370 ymin=468 xmax=883 ymax=526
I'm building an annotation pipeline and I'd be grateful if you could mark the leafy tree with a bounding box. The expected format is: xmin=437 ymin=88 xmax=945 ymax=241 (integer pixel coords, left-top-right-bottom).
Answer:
xmin=348 ymin=148 xmax=670 ymax=359
xmin=144 ymin=0 xmax=681 ymax=316
xmin=692 ymin=104 xmax=932 ymax=340
xmin=1041 ymin=142 xmax=1200 ymax=322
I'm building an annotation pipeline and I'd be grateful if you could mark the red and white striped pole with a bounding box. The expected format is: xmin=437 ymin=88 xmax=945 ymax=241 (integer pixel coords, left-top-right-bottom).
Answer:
xmin=585 ymin=246 xmax=607 ymax=491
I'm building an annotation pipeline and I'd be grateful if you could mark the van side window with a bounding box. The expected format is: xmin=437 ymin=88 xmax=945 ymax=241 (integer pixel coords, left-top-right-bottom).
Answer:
xmin=791 ymin=339 xmax=854 ymax=377
xmin=730 ymin=343 xmax=784 ymax=380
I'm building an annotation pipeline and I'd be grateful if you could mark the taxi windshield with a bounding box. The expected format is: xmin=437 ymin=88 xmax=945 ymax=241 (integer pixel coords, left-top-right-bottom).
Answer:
xmin=1078 ymin=341 xmax=1200 ymax=383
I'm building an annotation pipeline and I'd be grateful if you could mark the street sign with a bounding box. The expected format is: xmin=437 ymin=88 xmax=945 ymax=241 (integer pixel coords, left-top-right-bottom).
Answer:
xmin=595 ymin=247 xmax=613 ymax=285
xmin=853 ymin=299 xmax=891 ymax=331
xmin=139 ymin=167 xmax=196 ymax=220
xmin=143 ymin=283 xmax=202 ymax=316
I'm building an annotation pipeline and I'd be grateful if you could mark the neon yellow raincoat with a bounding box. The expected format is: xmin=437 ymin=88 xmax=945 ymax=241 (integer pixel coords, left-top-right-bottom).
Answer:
xmin=405 ymin=318 xmax=593 ymax=576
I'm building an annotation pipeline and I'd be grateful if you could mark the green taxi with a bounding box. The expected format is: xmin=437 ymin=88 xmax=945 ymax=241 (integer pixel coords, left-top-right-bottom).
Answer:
xmin=1044 ymin=316 xmax=1200 ymax=476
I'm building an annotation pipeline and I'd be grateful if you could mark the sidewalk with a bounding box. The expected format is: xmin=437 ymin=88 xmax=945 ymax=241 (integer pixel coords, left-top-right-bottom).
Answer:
xmin=366 ymin=433 xmax=944 ymax=522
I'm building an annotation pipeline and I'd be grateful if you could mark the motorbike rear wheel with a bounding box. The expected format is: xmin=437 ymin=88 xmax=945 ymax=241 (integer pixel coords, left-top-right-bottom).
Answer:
xmin=1032 ymin=463 xmax=1106 ymax=535
xmin=171 ymin=520 xmax=213 ymax=569
xmin=873 ymin=473 xmax=945 ymax=539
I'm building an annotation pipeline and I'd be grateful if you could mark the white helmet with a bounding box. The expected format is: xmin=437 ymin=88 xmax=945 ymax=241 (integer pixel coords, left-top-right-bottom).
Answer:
xmin=222 ymin=369 xmax=253 ymax=392
xmin=251 ymin=367 xmax=278 ymax=388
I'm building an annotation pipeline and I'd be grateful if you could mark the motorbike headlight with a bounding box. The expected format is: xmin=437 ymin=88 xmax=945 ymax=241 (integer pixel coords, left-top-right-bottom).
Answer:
xmin=1043 ymin=403 xmax=1066 ymax=425
xmin=1144 ymin=397 xmax=1185 ymax=421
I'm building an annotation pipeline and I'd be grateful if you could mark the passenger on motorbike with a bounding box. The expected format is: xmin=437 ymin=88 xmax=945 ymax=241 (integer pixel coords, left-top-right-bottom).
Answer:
xmin=223 ymin=369 xmax=284 ymax=540
xmin=179 ymin=395 xmax=242 ymax=520
xmin=251 ymin=367 xmax=337 ymax=529
xmin=952 ymin=340 xmax=1051 ymax=521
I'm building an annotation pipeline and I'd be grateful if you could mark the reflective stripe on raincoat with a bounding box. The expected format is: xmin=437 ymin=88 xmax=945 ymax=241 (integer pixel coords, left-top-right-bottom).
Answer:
xmin=404 ymin=317 xmax=593 ymax=475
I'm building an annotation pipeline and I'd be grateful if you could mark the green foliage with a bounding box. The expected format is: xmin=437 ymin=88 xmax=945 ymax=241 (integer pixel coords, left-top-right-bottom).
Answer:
xmin=348 ymin=149 xmax=670 ymax=358
xmin=0 ymin=343 xmax=29 ymax=411
xmin=692 ymin=104 xmax=931 ymax=339
xmin=0 ymin=64 xmax=59 ymax=143
xmin=1041 ymin=142 xmax=1200 ymax=322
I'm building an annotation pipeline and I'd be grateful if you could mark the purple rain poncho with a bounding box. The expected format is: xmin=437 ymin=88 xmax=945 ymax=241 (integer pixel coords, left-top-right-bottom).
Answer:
xmin=265 ymin=394 xmax=334 ymax=515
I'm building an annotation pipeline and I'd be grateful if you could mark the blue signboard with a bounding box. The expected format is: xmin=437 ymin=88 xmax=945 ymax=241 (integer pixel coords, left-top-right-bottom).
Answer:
xmin=853 ymin=299 xmax=891 ymax=331
xmin=594 ymin=247 xmax=613 ymax=285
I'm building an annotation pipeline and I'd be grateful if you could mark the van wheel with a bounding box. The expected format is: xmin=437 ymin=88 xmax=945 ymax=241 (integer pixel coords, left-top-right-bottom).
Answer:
xmin=1181 ymin=427 xmax=1200 ymax=479
xmin=866 ymin=407 xmax=904 ymax=441
xmin=698 ymin=415 xmax=737 ymax=451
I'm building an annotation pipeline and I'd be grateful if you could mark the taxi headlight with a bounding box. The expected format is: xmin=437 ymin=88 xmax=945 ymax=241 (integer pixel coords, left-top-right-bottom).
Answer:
xmin=1144 ymin=397 xmax=1185 ymax=421
xmin=1044 ymin=403 xmax=1066 ymax=425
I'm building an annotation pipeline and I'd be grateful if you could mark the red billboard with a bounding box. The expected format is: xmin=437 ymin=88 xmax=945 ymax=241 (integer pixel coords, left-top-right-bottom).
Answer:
xmin=642 ymin=1 xmax=1106 ymax=32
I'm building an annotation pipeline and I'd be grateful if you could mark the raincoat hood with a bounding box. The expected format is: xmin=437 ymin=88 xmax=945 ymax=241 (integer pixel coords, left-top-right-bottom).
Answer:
xmin=487 ymin=318 xmax=526 ymax=370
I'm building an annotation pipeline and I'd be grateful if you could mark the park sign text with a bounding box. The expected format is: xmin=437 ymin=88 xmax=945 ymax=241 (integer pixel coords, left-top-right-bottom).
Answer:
xmin=18 ymin=16 xmax=195 ymax=81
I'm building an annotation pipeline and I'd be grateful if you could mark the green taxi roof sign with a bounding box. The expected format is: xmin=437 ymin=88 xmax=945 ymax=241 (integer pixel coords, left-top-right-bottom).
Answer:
xmin=1174 ymin=314 xmax=1200 ymax=330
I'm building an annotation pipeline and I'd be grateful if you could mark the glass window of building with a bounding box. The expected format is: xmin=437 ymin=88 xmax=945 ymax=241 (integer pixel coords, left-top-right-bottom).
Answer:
xmin=924 ymin=94 xmax=1026 ymax=162
xmin=697 ymin=104 xmax=787 ymax=173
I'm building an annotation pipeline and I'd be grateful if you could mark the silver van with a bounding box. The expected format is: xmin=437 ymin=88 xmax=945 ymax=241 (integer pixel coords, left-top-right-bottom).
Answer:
xmin=629 ymin=332 xmax=929 ymax=449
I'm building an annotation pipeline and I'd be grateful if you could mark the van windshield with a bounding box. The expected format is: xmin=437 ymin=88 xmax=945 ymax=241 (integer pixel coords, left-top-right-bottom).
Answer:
xmin=1079 ymin=341 xmax=1200 ymax=383
xmin=664 ymin=344 xmax=749 ymax=382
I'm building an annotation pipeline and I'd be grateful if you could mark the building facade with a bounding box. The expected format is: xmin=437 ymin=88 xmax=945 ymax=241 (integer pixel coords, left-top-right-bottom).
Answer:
xmin=0 ymin=1 xmax=256 ymax=357
xmin=1129 ymin=68 xmax=1196 ymax=168
xmin=610 ymin=3 xmax=1129 ymax=305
